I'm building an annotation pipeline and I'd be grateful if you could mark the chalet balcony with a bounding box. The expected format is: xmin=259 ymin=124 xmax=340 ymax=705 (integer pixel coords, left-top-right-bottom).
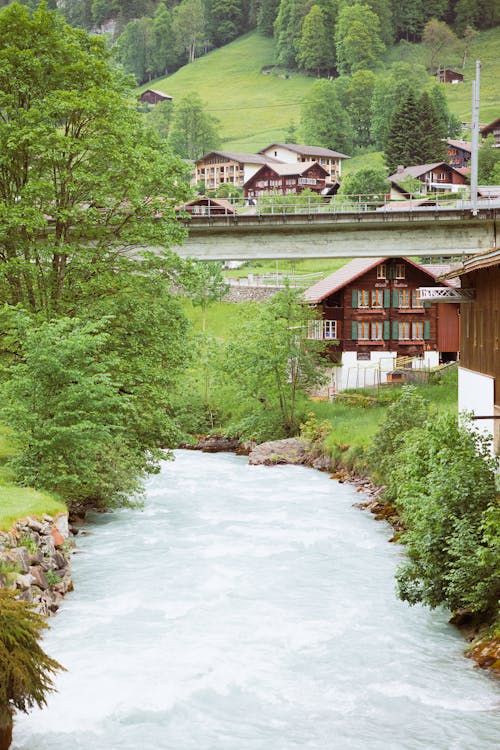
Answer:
xmin=307 ymin=320 xmax=339 ymax=341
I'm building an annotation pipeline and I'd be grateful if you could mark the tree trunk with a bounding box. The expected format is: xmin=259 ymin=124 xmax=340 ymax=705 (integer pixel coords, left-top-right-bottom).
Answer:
xmin=0 ymin=709 xmax=13 ymax=750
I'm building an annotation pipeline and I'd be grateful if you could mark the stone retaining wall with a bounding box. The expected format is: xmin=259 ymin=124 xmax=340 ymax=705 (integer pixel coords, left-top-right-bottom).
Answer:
xmin=0 ymin=514 xmax=73 ymax=616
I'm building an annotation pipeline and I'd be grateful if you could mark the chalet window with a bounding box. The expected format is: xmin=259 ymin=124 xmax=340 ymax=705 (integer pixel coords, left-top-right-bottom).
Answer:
xmin=324 ymin=320 xmax=337 ymax=339
xmin=256 ymin=180 xmax=269 ymax=188
xmin=298 ymin=178 xmax=317 ymax=185
xmin=398 ymin=322 xmax=410 ymax=340
xmin=412 ymin=322 xmax=424 ymax=340
xmin=371 ymin=322 xmax=383 ymax=340
xmin=398 ymin=290 xmax=410 ymax=308
xmin=358 ymin=290 xmax=370 ymax=308
xmin=412 ymin=289 xmax=423 ymax=308
xmin=371 ymin=289 xmax=383 ymax=308
xmin=395 ymin=263 xmax=405 ymax=279
xmin=285 ymin=179 xmax=296 ymax=186
xmin=307 ymin=320 xmax=337 ymax=340
xmin=270 ymin=179 xmax=281 ymax=187
xmin=358 ymin=322 xmax=370 ymax=340
xmin=377 ymin=264 xmax=387 ymax=279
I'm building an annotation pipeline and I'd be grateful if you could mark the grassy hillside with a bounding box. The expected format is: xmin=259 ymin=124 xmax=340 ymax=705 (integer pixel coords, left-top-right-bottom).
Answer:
xmin=144 ymin=33 xmax=316 ymax=152
xmin=144 ymin=27 xmax=499 ymax=152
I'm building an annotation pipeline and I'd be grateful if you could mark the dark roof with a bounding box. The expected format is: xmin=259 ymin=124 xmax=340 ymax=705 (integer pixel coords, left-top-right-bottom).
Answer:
xmin=446 ymin=139 xmax=472 ymax=153
xmin=304 ymin=257 xmax=457 ymax=303
xmin=389 ymin=162 xmax=447 ymax=181
xmin=260 ymin=143 xmax=350 ymax=159
xmin=480 ymin=117 xmax=500 ymax=136
xmin=197 ymin=151 xmax=282 ymax=165
xmin=140 ymin=89 xmax=173 ymax=100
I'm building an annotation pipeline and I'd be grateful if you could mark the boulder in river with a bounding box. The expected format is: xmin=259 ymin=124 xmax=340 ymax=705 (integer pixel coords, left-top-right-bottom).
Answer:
xmin=248 ymin=438 xmax=309 ymax=466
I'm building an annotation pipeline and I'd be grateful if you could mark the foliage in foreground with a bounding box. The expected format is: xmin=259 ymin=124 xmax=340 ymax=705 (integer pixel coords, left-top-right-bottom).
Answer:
xmin=0 ymin=590 xmax=63 ymax=750
xmin=369 ymin=389 xmax=499 ymax=619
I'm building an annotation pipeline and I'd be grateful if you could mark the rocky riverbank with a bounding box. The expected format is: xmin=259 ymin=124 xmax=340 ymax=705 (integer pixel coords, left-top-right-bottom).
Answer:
xmin=0 ymin=514 xmax=73 ymax=617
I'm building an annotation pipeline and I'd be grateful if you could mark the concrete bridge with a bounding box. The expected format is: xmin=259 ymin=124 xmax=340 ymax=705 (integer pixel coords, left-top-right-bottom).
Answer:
xmin=174 ymin=205 xmax=498 ymax=260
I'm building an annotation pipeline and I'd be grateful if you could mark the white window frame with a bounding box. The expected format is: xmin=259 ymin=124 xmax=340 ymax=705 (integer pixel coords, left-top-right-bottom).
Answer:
xmin=412 ymin=289 xmax=424 ymax=308
xmin=398 ymin=322 xmax=410 ymax=340
xmin=358 ymin=322 xmax=370 ymax=340
xmin=377 ymin=264 xmax=387 ymax=279
xmin=371 ymin=322 xmax=383 ymax=340
xmin=371 ymin=289 xmax=383 ymax=308
xmin=398 ymin=289 xmax=410 ymax=308
xmin=358 ymin=290 xmax=370 ymax=308
xmin=395 ymin=263 xmax=406 ymax=279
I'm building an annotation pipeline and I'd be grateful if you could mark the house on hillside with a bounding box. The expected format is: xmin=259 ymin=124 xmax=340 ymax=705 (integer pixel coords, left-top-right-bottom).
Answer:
xmin=304 ymin=257 xmax=460 ymax=391
xmin=193 ymin=151 xmax=282 ymax=191
xmin=181 ymin=197 xmax=236 ymax=216
xmin=480 ymin=117 xmax=500 ymax=146
xmin=388 ymin=162 xmax=469 ymax=198
xmin=243 ymin=162 xmax=330 ymax=199
xmin=139 ymin=89 xmax=173 ymax=106
xmin=259 ymin=143 xmax=350 ymax=181
xmin=439 ymin=248 xmax=499 ymax=452
xmin=433 ymin=67 xmax=464 ymax=84
xmin=446 ymin=139 xmax=472 ymax=169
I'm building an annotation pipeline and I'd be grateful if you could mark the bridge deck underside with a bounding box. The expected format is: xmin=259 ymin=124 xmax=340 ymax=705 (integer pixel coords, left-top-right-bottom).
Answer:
xmin=174 ymin=211 xmax=498 ymax=260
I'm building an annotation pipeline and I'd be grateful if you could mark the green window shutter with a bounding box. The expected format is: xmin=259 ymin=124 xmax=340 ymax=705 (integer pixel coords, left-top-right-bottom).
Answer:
xmin=351 ymin=321 xmax=358 ymax=340
xmin=352 ymin=289 xmax=358 ymax=308
xmin=384 ymin=289 xmax=391 ymax=308
xmin=392 ymin=320 xmax=399 ymax=340
xmin=424 ymin=320 xmax=431 ymax=340
xmin=383 ymin=320 xmax=390 ymax=340
xmin=392 ymin=289 xmax=399 ymax=308
xmin=424 ymin=301 xmax=431 ymax=308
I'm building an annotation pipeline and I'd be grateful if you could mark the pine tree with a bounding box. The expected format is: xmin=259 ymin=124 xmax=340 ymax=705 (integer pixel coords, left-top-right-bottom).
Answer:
xmin=0 ymin=590 xmax=63 ymax=750
xmin=206 ymin=0 xmax=244 ymax=47
xmin=415 ymin=91 xmax=447 ymax=164
xmin=274 ymin=0 xmax=309 ymax=68
xmin=384 ymin=90 xmax=421 ymax=173
xmin=257 ymin=0 xmax=280 ymax=34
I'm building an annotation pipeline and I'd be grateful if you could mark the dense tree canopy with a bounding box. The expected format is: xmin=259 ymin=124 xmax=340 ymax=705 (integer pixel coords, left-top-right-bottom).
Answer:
xmin=168 ymin=93 xmax=221 ymax=159
xmin=300 ymin=80 xmax=353 ymax=155
xmin=335 ymin=3 xmax=385 ymax=74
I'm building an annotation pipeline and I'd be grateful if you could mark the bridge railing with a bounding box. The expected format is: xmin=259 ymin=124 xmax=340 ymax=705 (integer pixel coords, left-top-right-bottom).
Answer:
xmin=186 ymin=192 xmax=499 ymax=218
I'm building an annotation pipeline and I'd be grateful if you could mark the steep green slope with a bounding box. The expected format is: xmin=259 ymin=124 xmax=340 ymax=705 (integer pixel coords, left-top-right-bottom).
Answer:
xmin=141 ymin=33 xmax=316 ymax=152
xmin=143 ymin=28 xmax=499 ymax=152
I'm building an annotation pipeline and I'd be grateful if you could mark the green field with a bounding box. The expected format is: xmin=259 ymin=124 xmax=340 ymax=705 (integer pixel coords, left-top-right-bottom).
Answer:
xmin=143 ymin=28 xmax=499 ymax=152
xmin=0 ymin=426 xmax=66 ymax=532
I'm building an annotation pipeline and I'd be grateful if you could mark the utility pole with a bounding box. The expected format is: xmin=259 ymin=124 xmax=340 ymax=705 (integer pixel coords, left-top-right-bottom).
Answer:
xmin=470 ymin=60 xmax=481 ymax=215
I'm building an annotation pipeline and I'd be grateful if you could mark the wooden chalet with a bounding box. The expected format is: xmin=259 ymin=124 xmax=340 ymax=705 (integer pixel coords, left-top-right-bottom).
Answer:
xmin=139 ymin=89 xmax=173 ymax=106
xmin=304 ymin=257 xmax=460 ymax=390
xmin=193 ymin=151 xmax=281 ymax=191
xmin=389 ymin=162 xmax=469 ymax=198
xmin=258 ymin=143 xmax=350 ymax=181
xmin=182 ymin=197 xmax=236 ymax=216
xmin=480 ymin=117 xmax=500 ymax=146
xmin=434 ymin=67 xmax=464 ymax=84
xmin=443 ymin=248 xmax=500 ymax=452
xmin=244 ymin=162 xmax=329 ymax=199
xmin=446 ymin=139 xmax=472 ymax=169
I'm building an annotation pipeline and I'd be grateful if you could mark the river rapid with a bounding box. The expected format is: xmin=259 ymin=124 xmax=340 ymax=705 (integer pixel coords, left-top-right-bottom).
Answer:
xmin=13 ymin=450 xmax=500 ymax=750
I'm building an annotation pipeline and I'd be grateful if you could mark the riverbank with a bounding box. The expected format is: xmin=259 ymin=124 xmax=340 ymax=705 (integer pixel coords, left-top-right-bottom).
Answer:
xmin=186 ymin=433 xmax=500 ymax=675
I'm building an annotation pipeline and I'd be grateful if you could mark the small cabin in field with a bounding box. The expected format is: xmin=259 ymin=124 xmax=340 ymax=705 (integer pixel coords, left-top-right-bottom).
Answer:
xmin=244 ymin=162 xmax=329 ymax=198
xmin=304 ymin=257 xmax=460 ymax=391
xmin=139 ymin=89 xmax=173 ymax=106
xmin=433 ymin=67 xmax=464 ymax=84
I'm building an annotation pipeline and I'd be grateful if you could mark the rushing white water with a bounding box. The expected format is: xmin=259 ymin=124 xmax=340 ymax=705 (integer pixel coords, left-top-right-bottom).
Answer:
xmin=13 ymin=450 xmax=500 ymax=750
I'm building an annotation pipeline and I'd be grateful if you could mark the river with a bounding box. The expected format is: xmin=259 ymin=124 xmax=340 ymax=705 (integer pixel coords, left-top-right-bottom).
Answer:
xmin=13 ymin=450 xmax=500 ymax=750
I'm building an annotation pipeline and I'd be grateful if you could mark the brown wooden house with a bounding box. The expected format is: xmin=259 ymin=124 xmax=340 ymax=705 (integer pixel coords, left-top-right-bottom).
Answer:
xmin=446 ymin=139 xmax=472 ymax=169
xmin=480 ymin=117 xmax=500 ymax=146
xmin=434 ymin=67 xmax=464 ymax=84
xmin=139 ymin=89 xmax=173 ymax=106
xmin=258 ymin=143 xmax=350 ymax=181
xmin=389 ymin=162 xmax=469 ymax=198
xmin=445 ymin=248 xmax=500 ymax=452
xmin=244 ymin=162 xmax=330 ymax=198
xmin=181 ymin=197 xmax=236 ymax=216
xmin=304 ymin=257 xmax=460 ymax=390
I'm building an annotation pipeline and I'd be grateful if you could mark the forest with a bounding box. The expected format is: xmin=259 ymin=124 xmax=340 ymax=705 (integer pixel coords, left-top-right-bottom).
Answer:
xmin=0 ymin=0 xmax=498 ymax=84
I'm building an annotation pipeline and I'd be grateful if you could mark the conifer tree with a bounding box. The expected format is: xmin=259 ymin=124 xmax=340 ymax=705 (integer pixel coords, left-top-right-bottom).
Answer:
xmin=415 ymin=91 xmax=447 ymax=164
xmin=0 ymin=590 xmax=63 ymax=750
xmin=257 ymin=0 xmax=280 ymax=34
xmin=274 ymin=0 xmax=309 ymax=68
xmin=384 ymin=90 xmax=421 ymax=173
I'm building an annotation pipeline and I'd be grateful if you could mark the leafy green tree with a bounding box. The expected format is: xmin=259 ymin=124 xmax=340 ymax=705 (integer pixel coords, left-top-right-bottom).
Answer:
xmin=0 ymin=2 xmax=190 ymax=317
xmin=0 ymin=589 xmax=63 ymax=750
xmin=340 ymin=167 xmax=389 ymax=200
xmin=370 ymin=63 xmax=430 ymax=149
xmin=300 ymin=80 xmax=353 ymax=154
xmin=361 ymin=0 xmax=394 ymax=45
xmin=478 ymin=135 xmax=500 ymax=184
xmin=274 ymin=0 xmax=310 ymax=68
xmin=454 ymin=0 xmax=500 ymax=32
xmin=168 ymin=93 xmax=221 ymax=159
xmin=392 ymin=0 xmax=424 ymax=41
xmin=257 ymin=0 xmax=280 ymax=34
xmin=429 ymin=83 xmax=462 ymax=138
xmin=221 ymin=287 xmax=325 ymax=438
xmin=113 ymin=16 xmax=155 ymax=83
xmin=185 ymin=262 xmax=229 ymax=333
xmin=206 ymin=0 xmax=244 ymax=46
xmin=335 ymin=3 xmax=385 ymax=74
xmin=152 ymin=1 xmax=179 ymax=76
xmin=285 ymin=119 xmax=298 ymax=143
xmin=422 ymin=18 xmax=459 ymax=70
xmin=172 ymin=0 xmax=206 ymax=63
xmin=345 ymin=69 xmax=376 ymax=148
xmin=393 ymin=413 xmax=499 ymax=616
xmin=297 ymin=5 xmax=330 ymax=75
xmin=145 ymin=99 xmax=174 ymax=140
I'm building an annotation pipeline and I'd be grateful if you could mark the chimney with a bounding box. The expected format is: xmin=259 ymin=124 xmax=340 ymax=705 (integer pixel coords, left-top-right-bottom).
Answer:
xmin=397 ymin=165 xmax=405 ymax=174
